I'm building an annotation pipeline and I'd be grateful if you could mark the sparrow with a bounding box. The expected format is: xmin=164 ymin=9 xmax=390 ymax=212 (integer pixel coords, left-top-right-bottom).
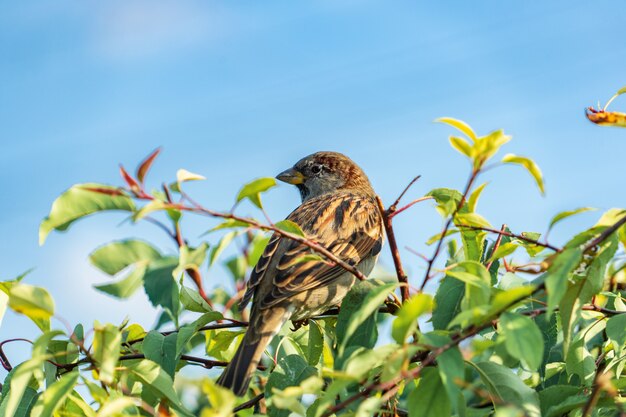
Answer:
xmin=217 ymin=151 xmax=383 ymax=396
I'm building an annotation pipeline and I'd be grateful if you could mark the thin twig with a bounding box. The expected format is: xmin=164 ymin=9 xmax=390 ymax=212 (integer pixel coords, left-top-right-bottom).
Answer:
xmin=175 ymin=190 xmax=368 ymax=282
xmin=389 ymin=175 xmax=422 ymax=211
xmin=485 ymin=224 xmax=507 ymax=270
xmin=421 ymin=169 xmax=480 ymax=290
xmin=581 ymin=362 xmax=606 ymax=417
xmin=389 ymin=196 xmax=434 ymax=219
xmin=584 ymin=214 xmax=626 ymax=252
xmin=233 ymin=393 xmax=265 ymax=413
xmin=163 ymin=183 xmax=213 ymax=307
xmin=321 ymin=282 xmax=548 ymax=417
xmin=458 ymin=224 xmax=561 ymax=252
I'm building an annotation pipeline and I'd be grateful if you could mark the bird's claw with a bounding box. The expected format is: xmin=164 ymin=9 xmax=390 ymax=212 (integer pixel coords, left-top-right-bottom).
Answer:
xmin=290 ymin=319 xmax=309 ymax=331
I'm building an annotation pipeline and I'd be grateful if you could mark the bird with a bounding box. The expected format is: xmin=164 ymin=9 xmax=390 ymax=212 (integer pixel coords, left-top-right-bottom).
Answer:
xmin=216 ymin=151 xmax=383 ymax=396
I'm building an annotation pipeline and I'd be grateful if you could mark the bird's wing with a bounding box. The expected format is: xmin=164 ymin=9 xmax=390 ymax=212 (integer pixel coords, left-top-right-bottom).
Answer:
xmin=239 ymin=192 xmax=382 ymax=311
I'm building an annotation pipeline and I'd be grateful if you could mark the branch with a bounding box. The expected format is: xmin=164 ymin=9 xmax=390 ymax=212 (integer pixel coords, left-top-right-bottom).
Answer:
xmin=583 ymin=214 xmax=626 ymax=252
xmin=421 ymin=169 xmax=480 ymax=290
xmin=458 ymin=224 xmax=561 ymax=252
xmin=322 ymin=282 xmax=547 ymax=416
xmin=233 ymin=393 xmax=265 ymax=413
xmin=485 ymin=224 xmax=506 ymax=270
xmin=163 ymin=183 xmax=213 ymax=307
xmin=376 ymin=196 xmax=410 ymax=302
xmin=389 ymin=175 xmax=422 ymax=211
xmin=173 ymin=192 xmax=368 ymax=282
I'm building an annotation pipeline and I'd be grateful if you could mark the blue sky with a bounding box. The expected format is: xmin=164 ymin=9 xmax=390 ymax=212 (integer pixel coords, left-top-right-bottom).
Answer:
xmin=1 ymin=1 xmax=626 ymax=371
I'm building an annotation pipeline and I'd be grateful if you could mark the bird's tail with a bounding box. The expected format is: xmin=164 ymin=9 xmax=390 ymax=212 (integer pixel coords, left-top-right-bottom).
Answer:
xmin=216 ymin=307 xmax=290 ymax=396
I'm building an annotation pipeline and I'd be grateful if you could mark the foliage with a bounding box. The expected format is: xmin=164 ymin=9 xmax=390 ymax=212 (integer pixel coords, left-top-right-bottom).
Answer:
xmin=1 ymin=111 xmax=626 ymax=417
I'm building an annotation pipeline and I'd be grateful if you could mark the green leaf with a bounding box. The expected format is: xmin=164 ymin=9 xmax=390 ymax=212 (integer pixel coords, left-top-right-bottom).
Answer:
xmin=126 ymin=360 xmax=193 ymax=417
xmin=502 ymin=154 xmax=545 ymax=195
xmin=408 ymin=367 xmax=451 ymax=417
xmin=206 ymin=329 xmax=245 ymax=361
xmin=174 ymin=242 xmax=209 ymax=277
xmin=2 ymin=356 xmax=48 ymax=417
xmin=306 ymin=320 xmax=324 ymax=366
xmin=446 ymin=261 xmax=491 ymax=310
xmin=467 ymin=182 xmax=488 ymax=212
xmin=92 ymin=323 xmax=122 ymax=384
xmin=475 ymin=130 xmax=511 ymax=167
xmin=133 ymin=199 xmax=167 ymax=221
xmin=565 ymin=331 xmax=596 ymax=386
xmin=142 ymin=331 xmax=178 ymax=378
xmin=436 ymin=117 xmax=477 ymax=141
xmin=455 ymin=212 xmax=492 ymax=229
xmin=39 ymin=183 xmax=134 ymax=245
xmin=425 ymin=229 xmax=458 ymax=245
xmin=421 ymin=332 xmax=465 ymax=414
xmin=176 ymin=312 xmax=223 ymax=358
xmin=427 ymin=188 xmax=464 ymax=218
xmin=470 ymin=361 xmax=540 ymax=417
xmin=89 ymin=239 xmax=161 ymax=275
xmin=202 ymin=379 xmax=237 ymax=417
xmin=9 ymin=283 xmax=54 ymax=331
xmin=180 ymin=286 xmax=213 ymax=313
xmin=539 ymin=385 xmax=587 ymax=417
xmin=544 ymin=247 xmax=583 ymax=315
xmin=432 ymin=275 xmax=465 ymax=330
xmin=499 ymin=312 xmax=544 ymax=370
xmin=0 ymin=290 xmax=7 ymax=328
xmin=488 ymin=242 xmax=518 ymax=262
xmin=93 ymin=263 xmax=146 ymax=299
xmin=208 ymin=232 xmax=238 ymax=267
xmin=143 ymin=257 xmax=180 ymax=316
xmin=449 ymin=136 xmax=473 ymax=157
xmin=207 ymin=219 xmax=251 ymax=232
xmin=176 ymin=168 xmax=205 ymax=183
xmin=343 ymin=345 xmax=398 ymax=380
xmin=547 ymin=207 xmax=596 ymax=232
xmin=93 ymin=397 xmax=137 ymax=416
xmin=29 ymin=372 xmax=79 ymax=417
xmin=274 ymin=220 xmax=306 ymax=237
xmin=236 ymin=177 xmax=277 ymax=209
xmin=392 ymin=293 xmax=433 ymax=344
xmin=606 ymin=314 xmax=626 ymax=351
xmin=336 ymin=281 xmax=397 ymax=356
xmin=266 ymin=355 xmax=317 ymax=417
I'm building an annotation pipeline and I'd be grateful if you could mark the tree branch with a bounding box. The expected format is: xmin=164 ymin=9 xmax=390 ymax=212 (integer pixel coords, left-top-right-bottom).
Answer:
xmin=421 ymin=169 xmax=480 ymax=290
xmin=376 ymin=196 xmax=410 ymax=302
xmin=458 ymin=224 xmax=561 ymax=252
xmin=233 ymin=393 xmax=265 ymax=413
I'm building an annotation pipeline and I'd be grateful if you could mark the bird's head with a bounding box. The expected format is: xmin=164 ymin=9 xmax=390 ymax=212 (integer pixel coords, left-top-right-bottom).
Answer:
xmin=276 ymin=151 xmax=374 ymax=202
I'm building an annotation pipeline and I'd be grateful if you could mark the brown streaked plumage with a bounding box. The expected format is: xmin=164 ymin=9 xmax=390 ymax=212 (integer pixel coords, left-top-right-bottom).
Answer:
xmin=217 ymin=152 xmax=383 ymax=396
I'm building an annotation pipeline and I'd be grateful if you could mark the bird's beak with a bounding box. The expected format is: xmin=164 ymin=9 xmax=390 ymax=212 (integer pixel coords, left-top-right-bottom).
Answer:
xmin=276 ymin=167 xmax=305 ymax=185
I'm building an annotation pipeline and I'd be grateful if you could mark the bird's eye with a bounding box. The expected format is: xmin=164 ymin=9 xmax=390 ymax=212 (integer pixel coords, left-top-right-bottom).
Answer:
xmin=311 ymin=165 xmax=322 ymax=174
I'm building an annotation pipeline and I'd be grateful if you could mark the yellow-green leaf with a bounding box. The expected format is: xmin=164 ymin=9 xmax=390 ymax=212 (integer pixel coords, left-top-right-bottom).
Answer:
xmin=467 ymin=182 xmax=488 ymax=213
xmin=9 ymin=284 xmax=54 ymax=331
xmin=92 ymin=323 xmax=122 ymax=384
xmin=391 ymin=293 xmax=433 ymax=344
xmin=275 ymin=220 xmax=306 ymax=237
xmin=455 ymin=212 xmax=492 ymax=229
xmin=449 ymin=136 xmax=473 ymax=157
xmin=502 ymin=154 xmax=545 ymax=195
xmin=436 ymin=117 xmax=477 ymax=141
xmin=548 ymin=207 xmax=596 ymax=232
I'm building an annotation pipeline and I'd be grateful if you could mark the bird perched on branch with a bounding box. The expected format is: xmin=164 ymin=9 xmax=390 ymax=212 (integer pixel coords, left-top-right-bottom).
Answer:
xmin=217 ymin=151 xmax=383 ymax=396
